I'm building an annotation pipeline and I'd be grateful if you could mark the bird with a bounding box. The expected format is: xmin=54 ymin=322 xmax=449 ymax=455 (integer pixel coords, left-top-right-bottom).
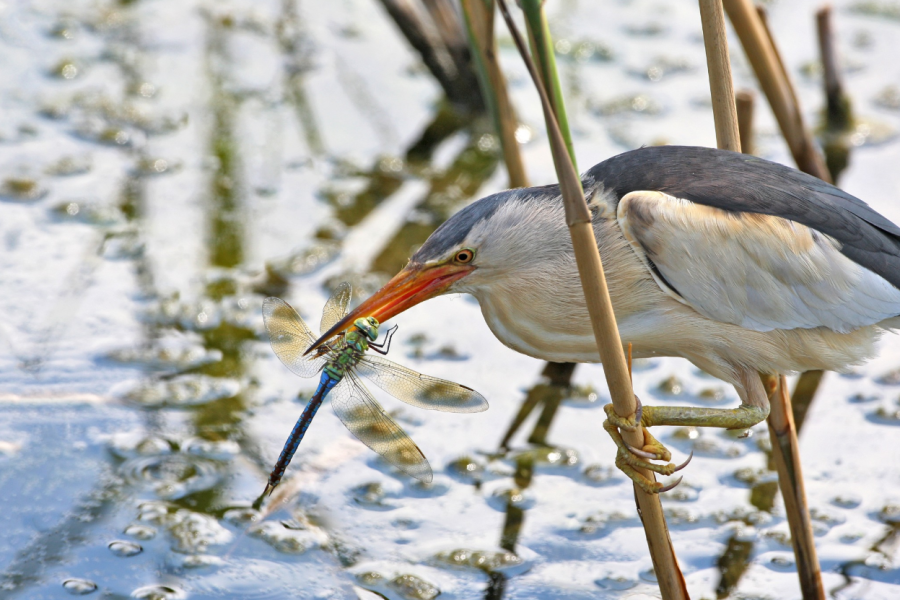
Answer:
xmin=306 ymin=145 xmax=900 ymax=491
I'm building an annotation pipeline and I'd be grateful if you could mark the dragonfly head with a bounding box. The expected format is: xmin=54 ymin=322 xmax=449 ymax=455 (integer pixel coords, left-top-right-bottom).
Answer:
xmin=353 ymin=316 xmax=379 ymax=341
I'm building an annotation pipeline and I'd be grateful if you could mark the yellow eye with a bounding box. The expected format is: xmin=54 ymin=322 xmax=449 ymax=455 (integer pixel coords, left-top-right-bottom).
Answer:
xmin=454 ymin=248 xmax=475 ymax=264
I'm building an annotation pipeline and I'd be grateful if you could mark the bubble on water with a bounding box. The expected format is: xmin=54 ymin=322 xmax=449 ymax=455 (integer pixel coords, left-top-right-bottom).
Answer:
xmin=62 ymin=578 xmax=98 ymax=595
xmin=595 ymin=575 xmax=637 ymax=590
xmin=106 ymin=345 xmax=222 ymax=371
xmin=108 ymin=540 xmax=143 ymax=557
xmin=134 ymin=157 xmax=183 ymax=177
xmin=832 ymin=493 xmax=862 ymax=508
xmin=0 ymin=177 xmax=48 ymax=202
xmin=810 ymin=507 xmax=847 ymax=528
xmin=108 ymin=433 xmax=174 ymax=460
xmin=223 ymin=507 xmax=261 ymax=526
xmin=766 ymin=553 xmax=796 ymax=571
xmin=356 ymin=571 xmax=385 ymax=586
xmin=131 ymin=584 xmax=186 ymax=599
xmin=123 ymin=524 xmax=157 ymax=540
xmin=657 ymin=375 xmax=684 ymax=395
xmin=181 ymin=437 xmax=240 ymax=460
xmin=121 ymin=375 xmax=241 ymax=408
xmin=512 ymin=446 xmax=579 ymax=468
xmin=446 ymin=455 xmax=484 ymax=482
xmin=45 ymin=155 xmax=92 ymax=176
xmin=180 ymin=554 xmax=224 ymax=569
xmin=878 ymin=503 xmax=900 ymax=525
xmin=51 ymin=199 xmax=122 ymax=225
xmin=351 ymin=482 xmax=395 ymax=509
xmin=487 ymin=486 xmax=535 ymax=511
xmin=249 ymin=520 xmax=327 ymax=554
xmin=433 ymin=548 xmax=524 ymax=575
xmin=663 ymin=507 xmax=699 ymax=526
xmin=691 ymin=437 xmax=743 ymax=458
xmin=120 ymin=453 xmax=222 ymax=499
xmin=137 ymin=501 xmax=171 ymax=523
xmin=388 ymin=574 xmax=439 ymax=600
xmin=582 ymin=464 xmax=616 ymax=485
xmin=167 ymin=509 xmax=232 ymax=554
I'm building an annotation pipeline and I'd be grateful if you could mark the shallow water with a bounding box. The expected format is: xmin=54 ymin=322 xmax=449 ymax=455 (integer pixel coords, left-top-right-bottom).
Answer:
xmin=1 ymin=0 xmax=900 ymax=598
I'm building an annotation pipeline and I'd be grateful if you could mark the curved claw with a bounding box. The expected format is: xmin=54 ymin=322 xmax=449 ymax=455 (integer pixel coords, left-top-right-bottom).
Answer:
xmin=633 ymin=395 xmax=643 ymax=425
xmin=673 ymin=450 xmax=693 ymax=472
xmin=625 ymin=443 xmax=659 ymax=460
xmin=657 ymin=476 xmax=683 ymax=493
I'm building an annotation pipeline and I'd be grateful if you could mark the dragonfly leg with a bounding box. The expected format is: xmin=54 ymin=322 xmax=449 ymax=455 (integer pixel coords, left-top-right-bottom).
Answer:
xmin=369 ymin=324 xmax=399 ymax=355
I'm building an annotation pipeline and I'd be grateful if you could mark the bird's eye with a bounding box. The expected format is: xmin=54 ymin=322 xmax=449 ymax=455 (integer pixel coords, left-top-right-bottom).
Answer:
xmin=454 ymin=248 xmax=475 ymax=264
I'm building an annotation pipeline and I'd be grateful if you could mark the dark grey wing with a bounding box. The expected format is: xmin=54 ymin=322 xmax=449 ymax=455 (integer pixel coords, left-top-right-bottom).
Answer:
xmin=262 ymin=297 xmax=326 ymax=378
xmin=320 ymin=282 xmax=351 ymax=335
xmin=356 ymin=355 xmax=488 ymax=413
xmin=589 ymin=145 xmax=900 ymax=289
xmin=329 ymin=373 xmax=433 ymax=483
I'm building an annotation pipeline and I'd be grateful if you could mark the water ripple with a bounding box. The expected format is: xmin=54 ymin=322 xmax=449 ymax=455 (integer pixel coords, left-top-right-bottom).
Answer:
xmin=119 ymin=454 xmax=223 ymax=499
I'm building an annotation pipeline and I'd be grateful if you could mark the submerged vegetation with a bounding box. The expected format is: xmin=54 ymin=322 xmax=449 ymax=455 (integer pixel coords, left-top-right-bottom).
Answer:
xmin=0 ymin=1 xmax=899 ymax=599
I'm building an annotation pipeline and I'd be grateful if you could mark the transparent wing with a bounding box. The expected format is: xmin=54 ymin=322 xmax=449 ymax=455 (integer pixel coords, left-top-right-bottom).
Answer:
xmin=320 ymin=282 xmax=351 ymax=335
xmin=329 ymin=373 xmax=433 ymax=482
xmin=356 ymin=355 xmax=488 ymax=413
xmin=262 ymin=297 xmax=327 ymax=378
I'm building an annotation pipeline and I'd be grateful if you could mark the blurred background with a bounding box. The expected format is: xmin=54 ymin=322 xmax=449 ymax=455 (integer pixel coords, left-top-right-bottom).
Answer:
xmin=1 ymin=0 xmax=900 ymax=598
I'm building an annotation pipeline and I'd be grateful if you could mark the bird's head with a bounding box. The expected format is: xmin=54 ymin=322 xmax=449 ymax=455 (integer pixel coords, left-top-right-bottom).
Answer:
xmin=304 ymin=187 xmax=567 ymax=355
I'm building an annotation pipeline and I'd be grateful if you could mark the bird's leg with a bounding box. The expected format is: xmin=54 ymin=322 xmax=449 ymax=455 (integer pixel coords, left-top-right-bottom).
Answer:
xmin=603 ymin=368 xmax=769 ymax=493
xmin=638 ymin=368 xmax=771 ymax=431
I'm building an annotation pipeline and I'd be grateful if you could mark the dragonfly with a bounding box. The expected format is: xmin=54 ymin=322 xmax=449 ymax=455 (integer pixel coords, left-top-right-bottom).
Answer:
xmin=261 ymin=283 xmax=488 ymax=496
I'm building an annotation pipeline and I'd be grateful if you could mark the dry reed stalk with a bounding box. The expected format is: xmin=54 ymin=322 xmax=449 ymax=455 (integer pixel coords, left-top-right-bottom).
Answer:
xmin=765 ymin=375 xmax=827 ymax=600
xmin=751 ymin=4 xmax=831 ymax=433
xmin=735 ymin=89 xmax=755 ymax=154
xmin=721 ymin=4 xmax=827 ymax=596
xmin=723 ymin=0 xmax=831 ymax=182
xmin=699 ymin=0 xmax=741 ymax=152
xmin=495 ymin=1 xmax=688 ymax=597
xmin=817 ymin=6 xmax=847 ymax=126
xmin=461 ymin=0 xmax=529 ymax=187
xmin=377 ymin=0 xmax=484 ymax=113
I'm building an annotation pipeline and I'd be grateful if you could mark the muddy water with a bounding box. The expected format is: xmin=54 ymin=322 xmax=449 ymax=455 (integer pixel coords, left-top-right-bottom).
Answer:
xmin=1 ymin=1 xmax=900 ymax=599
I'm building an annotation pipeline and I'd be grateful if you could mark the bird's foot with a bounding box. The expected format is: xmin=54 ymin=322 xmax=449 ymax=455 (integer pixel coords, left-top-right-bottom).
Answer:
xmin=603 ymin=399 xmax=691 ymax=494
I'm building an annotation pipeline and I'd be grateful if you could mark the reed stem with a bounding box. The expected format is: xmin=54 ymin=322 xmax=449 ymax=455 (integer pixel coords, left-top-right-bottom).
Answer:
xmin=699 ymin=0 xmax=741 ymax=152
xmin=720 ymin=4 xmax=826 ymax=596
xmin=496 ymin=1 xmax=688 ymax=597
xmin=722 ymin=0 xmax=831 ymax=182
xmin=461 ymin=0 xmax=529 ymax=188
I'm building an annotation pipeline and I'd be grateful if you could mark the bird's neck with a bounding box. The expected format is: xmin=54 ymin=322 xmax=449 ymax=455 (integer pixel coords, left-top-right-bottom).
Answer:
xmin=468 ymin=219 xmax=667 ymax=362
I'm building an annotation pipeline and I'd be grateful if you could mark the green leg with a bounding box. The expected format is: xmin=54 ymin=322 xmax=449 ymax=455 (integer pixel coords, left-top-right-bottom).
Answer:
xmin=641 ymin=403 xmax=770 ymax=430
xmin=603 ymin=368 xmax=771 ymax=493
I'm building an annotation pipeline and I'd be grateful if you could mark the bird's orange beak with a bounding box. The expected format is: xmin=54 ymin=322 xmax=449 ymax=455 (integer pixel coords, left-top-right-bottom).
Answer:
xmin=304 ymin=262 xmax=474 ymax=355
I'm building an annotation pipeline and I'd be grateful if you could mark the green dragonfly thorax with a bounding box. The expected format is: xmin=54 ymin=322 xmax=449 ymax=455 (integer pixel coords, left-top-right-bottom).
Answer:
xmin=322 ymin=317 xmax=380 ymax=381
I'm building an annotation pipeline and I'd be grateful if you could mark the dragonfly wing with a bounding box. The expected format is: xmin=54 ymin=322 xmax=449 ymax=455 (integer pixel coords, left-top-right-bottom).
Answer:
xmin=262 ymin=297 xmax=327 ymax=378
xmin=357 ymin=355 xmax=489 ymax=413
xmin=329 ymin=373 xmax=433 ymax=483
xmin=320 ymin=282 xmax=351 ymax=335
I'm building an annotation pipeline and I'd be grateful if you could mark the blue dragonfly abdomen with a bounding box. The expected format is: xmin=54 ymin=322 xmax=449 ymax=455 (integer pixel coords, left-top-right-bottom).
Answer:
xmin=263 ymin=371 xmax=341 ymax=496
